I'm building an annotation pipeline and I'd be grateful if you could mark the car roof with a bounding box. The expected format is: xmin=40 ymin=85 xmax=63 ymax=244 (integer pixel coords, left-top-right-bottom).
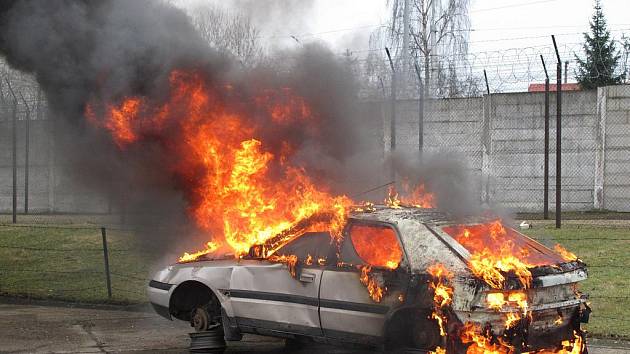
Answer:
xmin=348 ymin=205 xmax=471 ymax=274
xmin=349 ymin=205 xmax=451 ymax=225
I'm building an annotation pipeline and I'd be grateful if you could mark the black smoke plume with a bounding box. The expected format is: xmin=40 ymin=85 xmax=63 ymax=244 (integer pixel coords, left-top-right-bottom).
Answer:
xmin=0 ymin=0 xmax=374 ymax=257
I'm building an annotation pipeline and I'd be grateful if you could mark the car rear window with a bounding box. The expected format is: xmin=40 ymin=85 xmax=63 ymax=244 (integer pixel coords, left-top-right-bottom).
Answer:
xmin=442 ymin=222 xmax=565 ymax=266
xmin=348 ymin=224 xmax=402 ymax=269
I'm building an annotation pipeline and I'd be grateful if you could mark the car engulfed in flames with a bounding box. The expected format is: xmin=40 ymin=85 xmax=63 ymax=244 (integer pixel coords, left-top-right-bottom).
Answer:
xmin=85 ymin=68 xmax=588 ymax=353
xmin=147 ymin=206 xmax=589 ymax=354
xmin=434 ymin=219 xmax=589 ymax=354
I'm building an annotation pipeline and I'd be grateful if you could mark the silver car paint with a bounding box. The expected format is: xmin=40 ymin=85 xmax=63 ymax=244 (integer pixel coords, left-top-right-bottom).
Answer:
xmin=229 ymin=260 xmax=322 ymax=331
xmin=319 ymin=270 xmax=400 ymax=337
xmin=149 ymin=208 xmax=587 ymax=340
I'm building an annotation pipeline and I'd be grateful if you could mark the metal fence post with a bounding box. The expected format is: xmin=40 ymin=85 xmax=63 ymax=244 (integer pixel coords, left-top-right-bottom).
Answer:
xmin=414 ymin=62 xmax=424 ymax=155
xmin=21 ymin=93 xmax=30 ymax=214
xmin=484 ymin=69 xmax=490 ymax=95
xmin=385 ymin=47 xmax=396 ymax=153
xmin=6 ymin=77 xmax=18 ymax=224
xmin=552 ymin=35 xmax=562 ymax=229
xmin=11 ymin=101 xmax=17 ymax=224
xmin=101 ymin=227 xmax=112 ymax=299
xmin=540 ymin=55 xmax=550 ymax=220
xmin=385 ymin=47 xmax=396 ymax=183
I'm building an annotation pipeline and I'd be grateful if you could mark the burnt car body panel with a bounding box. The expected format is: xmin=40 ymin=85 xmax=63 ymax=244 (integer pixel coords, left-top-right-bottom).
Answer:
xmin=148 ymin=207 xmax=588 ymax=350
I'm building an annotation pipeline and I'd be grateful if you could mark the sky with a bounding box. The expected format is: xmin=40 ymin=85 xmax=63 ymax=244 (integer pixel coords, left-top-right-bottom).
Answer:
xmin=175 ymin=0 xmax=630 ymax=90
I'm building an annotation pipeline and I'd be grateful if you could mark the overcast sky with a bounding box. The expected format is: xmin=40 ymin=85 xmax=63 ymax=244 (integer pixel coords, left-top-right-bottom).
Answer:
xmin=184 ymin=0 xmax=629 ymax=52
xmin=175 ymin=0 xmax=630 ymax=89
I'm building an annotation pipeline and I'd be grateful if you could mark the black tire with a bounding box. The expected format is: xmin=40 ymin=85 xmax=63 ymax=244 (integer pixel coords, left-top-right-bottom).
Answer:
xmin=410 ymin=317 xmax=441 ymax=350
xmin=386 ymin=309 xmax=442 ymax=351
xmin=189 ymin=327 xmax=226 ymax=353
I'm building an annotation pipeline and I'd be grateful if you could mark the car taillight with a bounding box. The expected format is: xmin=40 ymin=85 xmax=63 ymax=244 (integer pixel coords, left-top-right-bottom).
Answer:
xmin=486 ymin=292 xmax=505 ymax=310
xmin=486 ymin=291 xmax=528 ymax=310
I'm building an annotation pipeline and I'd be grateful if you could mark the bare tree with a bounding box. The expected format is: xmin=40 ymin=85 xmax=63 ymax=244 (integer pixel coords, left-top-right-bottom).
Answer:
xmin=367 ymin=0 xmax=479 ymax=98
xmin=189 ymin=4 xmax=264 ymax=68
xmin=620 ymin=34 xmax=630 ymax=84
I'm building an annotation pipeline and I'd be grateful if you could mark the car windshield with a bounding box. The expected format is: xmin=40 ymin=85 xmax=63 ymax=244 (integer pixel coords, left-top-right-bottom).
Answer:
xmin=442 ymin=222 xmax=566 ymax=266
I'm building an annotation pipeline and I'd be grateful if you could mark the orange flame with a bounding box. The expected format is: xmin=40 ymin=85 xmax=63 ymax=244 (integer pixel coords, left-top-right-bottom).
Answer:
xmin=428 ymin=263 xmax=454 ymax=307
xmin=428 ymin=263 xmax=454 ymax=337
xmin=350 ymin=224 xmax=402 ymax=269
xmin=461 ymin=323 xmax=585 ymax=354
xmin=86 ymin=70 xmax=351 ymax=259
xmin=384 ymin=186 xmax=402 ymax=208
xmin=400 ymin=180 xmax=435 ymax=208
xmin=460 ymin=322 xmax=510 ymax=354
xmin=267 ymin=254 xmax=299 ymax=278
xmin=443 ymin=220 xmax=566 ymax=289
xmin=178 ymin=241 xmax=221 ymax=263
xmin=385 ymin=183 xmax=434 ymax=209
xmin=360 ymin=265 xmax=385 ymax=302
xmin=554 ymin=244 xmax=578 ymax=262
xmin=430 ymin=347 xmax=446 ymax=354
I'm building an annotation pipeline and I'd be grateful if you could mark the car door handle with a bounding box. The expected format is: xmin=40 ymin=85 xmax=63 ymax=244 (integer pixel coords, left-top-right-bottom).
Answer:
xmin=299 ymin=272 xmax=316 ymax=283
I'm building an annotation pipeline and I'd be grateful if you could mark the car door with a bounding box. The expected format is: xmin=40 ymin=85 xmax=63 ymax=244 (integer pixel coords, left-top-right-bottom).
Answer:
xmin=319 ymin=221 xmax=406 ymax=343
xmin=228 ymin=232 xmax=334 ymax=338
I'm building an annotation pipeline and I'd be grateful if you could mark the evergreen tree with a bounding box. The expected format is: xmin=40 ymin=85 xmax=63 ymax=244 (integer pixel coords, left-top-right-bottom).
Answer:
xmin=575 ymin=0 xmax=624 ymax=89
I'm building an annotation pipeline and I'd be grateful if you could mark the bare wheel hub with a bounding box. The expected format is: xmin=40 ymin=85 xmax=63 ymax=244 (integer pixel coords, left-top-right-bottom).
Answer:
xmin=191 ymin=307 xmax=209 ymax=332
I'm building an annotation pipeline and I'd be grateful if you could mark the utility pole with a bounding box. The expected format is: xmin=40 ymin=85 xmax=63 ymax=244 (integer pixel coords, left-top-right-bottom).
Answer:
xmin=564 ymin=61 xmax=568 ymax=84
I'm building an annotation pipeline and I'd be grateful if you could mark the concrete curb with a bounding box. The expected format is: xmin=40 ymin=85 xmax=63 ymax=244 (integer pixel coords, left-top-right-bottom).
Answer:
xmin=0 ymin=294 xmax=151 ymax=313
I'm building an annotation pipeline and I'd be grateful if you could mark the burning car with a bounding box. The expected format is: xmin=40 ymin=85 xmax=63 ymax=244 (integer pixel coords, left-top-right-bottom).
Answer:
xmin=148 ymin=206 xmax=589 ymax=353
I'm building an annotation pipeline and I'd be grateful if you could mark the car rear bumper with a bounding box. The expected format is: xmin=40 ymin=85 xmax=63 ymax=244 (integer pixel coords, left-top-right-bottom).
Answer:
xmin=147 ymin=280 xmax=173 ymax=320
xmin=456 ymin=303 xmax=584 ymax=351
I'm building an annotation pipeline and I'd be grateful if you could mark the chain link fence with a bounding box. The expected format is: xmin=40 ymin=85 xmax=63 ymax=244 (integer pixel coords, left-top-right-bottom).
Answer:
xmin=380 ymin=84 xmax=630 ymax=214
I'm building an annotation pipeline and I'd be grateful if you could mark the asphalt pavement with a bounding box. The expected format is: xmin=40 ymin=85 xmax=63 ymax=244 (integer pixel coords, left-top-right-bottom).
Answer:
xmin=0 ymin=299 xmax=628 ymax=353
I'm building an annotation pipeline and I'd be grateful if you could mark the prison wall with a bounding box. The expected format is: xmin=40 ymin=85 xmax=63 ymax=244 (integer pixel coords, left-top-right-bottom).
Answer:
xmin=1 ymin=85 xmax=630 ymax=214
xmin=385 ymin=85 xmax=630 ymax=212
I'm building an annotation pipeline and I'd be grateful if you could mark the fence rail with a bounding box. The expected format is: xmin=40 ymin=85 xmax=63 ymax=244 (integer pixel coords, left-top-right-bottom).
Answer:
xmin=0 ymin=223 xmax=152 ymax=303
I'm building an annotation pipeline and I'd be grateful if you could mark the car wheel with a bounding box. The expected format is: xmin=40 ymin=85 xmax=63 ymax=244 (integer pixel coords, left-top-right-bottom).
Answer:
xmin=190 ymin=306 xmax=226 ymax=352
xmin=192 ymin=306 xmax=212 ymax=332
xmin=410 ymin=316 xmax=442 ymax=350
xmin=189 ymin=329 xmax=226 ymax=352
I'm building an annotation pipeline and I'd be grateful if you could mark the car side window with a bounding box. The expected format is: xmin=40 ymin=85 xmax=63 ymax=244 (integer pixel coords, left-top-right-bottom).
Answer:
xmin=342 ymin=223 xmax=402 ymax=269
xmin=273 ymin=232 xmax=335 ymax=266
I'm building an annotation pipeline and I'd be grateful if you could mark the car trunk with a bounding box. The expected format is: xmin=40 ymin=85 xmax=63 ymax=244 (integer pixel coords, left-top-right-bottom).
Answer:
xmin=436 ymin=221 xmax=588 ymax=351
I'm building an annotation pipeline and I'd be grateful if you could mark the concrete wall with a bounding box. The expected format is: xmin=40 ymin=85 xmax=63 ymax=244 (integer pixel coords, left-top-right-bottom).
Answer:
xmin=1 ymin=85 xmax=629 ymax=214
xmin=384 ymin=85 xmax=630 ymax=212
xmin=602 ymin=85 xmax=630 ymax=211
xmin=386 ymin=97 xmax=485 ymax=202
xmin=487 ymin=90 xmax=599 ymax=211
